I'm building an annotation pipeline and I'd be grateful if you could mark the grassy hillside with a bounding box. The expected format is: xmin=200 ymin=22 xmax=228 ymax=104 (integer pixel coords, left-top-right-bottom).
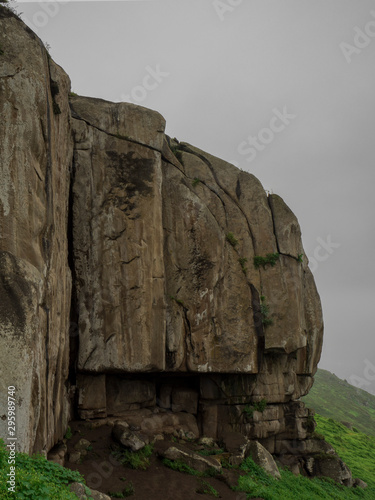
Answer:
xmin=0 ymin=439 xmax=89 ymax=499
xmin=237 ymin=414 xmax=375 ymax=499
xmin=302 ymin=369 xmax=375 ymax=437
xmin=315 ymin=414 xmax=375 ymax=490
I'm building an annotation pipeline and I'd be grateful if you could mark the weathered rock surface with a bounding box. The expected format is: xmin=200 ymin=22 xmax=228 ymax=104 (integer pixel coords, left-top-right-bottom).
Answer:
xmin=69 ymin=482 xmax=111 ymax=500
xmin=0 ymin=6 xmax=333 ymax=484
xmin=158 ymin=444 xmax=222 ymax=474
xmin=47 ymin=442 xmax=67 ymax=467
xmin=112 ymin=422 xmax=146 ymax=451
xmin=70 ymin=95 xmax=166 ymax=373
xmin=0 ymin=7 xmax=72 ymax=453
xmin=310 ymin=454 xmax=353 ymax=486
xmin=247 ymin=440 xmax=281 ymax=479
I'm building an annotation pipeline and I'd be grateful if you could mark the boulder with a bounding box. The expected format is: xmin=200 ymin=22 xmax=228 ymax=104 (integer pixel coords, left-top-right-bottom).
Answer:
xmin=353 ymin=478 xmax=368 ymax=488
xmin=160 ymin=445 xmax=221 ymax=474
xmin=112 ymin=422 xmax=146 ymax=451
xmin=47 ymin=443 xmax=67 ymax=466
xmin=247 ymin=441 xmax=281 ymax=479
xmin=69 ymin=482 xmax=111 ymax=500
xmin=68 ymin=451 xmax=81 ymax=464
xmin=198 ymin=437 xmax=217 ymax=448
xmin=309 ymin=454 xmax=352 ymax=486
xmin=74 ymin=439 xmax=91 ymax=456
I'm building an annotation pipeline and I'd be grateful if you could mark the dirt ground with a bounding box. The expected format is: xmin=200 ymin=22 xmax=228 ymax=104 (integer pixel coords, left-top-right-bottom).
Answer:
xmin=64 ymin=420 xmax=253 ymax=500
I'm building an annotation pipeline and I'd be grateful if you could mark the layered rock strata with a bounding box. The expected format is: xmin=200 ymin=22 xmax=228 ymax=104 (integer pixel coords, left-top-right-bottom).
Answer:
xmin=0 ymin=5 xmax=327 ymax=478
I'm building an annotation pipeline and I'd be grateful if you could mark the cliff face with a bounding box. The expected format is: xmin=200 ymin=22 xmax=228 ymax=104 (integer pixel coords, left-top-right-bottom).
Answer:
xmin=0 ymin=8 xmax=72 ymax=453
xmin=0 ymin=7 xmax=323 ymax=461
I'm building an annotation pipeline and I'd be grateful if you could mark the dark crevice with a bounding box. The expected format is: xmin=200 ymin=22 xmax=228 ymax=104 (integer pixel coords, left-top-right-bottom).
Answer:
xmin=41 ymin=305 xmax=50 ymax=397
xmin=164 ymin=148 xmax=228 ymax=232
xmin=33 ymin=166 xmax=43 ymax=182
xmin=67 ymin=154 xmax=79 ymax=388
xmin=267 ymin=195 xmax=281 ymax=254
xmin=70 ymin=112 xmax=161 ymax=155
xmin=71 ymin=112 xmax=185 ymax=175
xmin=120 ymin=256 xmax=140 ymax=265
xmin=82 ymin=346 xmax=98 ymax=369
xmin=182 ymin=305 xmax=193 ymax=370
xmin=249 ymin=284 xmax=264 ymax=373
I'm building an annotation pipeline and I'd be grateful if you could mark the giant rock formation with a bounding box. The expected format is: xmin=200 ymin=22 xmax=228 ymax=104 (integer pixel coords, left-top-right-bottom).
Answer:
xmin=0 ymin=5 xmax=351 ymax=485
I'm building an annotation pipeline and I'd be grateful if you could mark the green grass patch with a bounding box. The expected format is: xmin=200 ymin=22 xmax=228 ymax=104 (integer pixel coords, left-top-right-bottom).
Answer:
xmin=169 ymin=295 xmax=185 ymax=307
xmin=238 ymin=257 xmax=248 ymax=275
xmin=170 ymin=144 xmax=183 ymax=164
xmin=236 ymin=414 xmax=375 ymax=499
xmin=0 ymin=438 xmax=91 ymax=499
xmin=314 ymin=414 xmax=375 ymax=490
xmin=243 ymin=398 xmax=268 ymax=419
xmin=226 ymin=232 xmax=238 ymax=247
xmin=112 ymin=444 xmax=153 ymax=471
xmin=253 ymin=252 xmax=279 ymax=269
xmin=192 ymin=177 xmax=201 ymax=187
xmin=108 ymin=483 xmax=135 ymax=498
xmin=196 ymin=479 xmax=220 ymax=497
xmin=237 ymin=456 xmax=371 ymax=499
xmin=64 ymin=426 xmax=73 ymax=440
xmin=260 ymin=295 xmax=273 ymax=327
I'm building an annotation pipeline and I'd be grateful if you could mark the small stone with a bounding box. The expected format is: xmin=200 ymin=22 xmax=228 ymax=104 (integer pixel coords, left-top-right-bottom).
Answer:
xmin=69 ymin=451 xmax=82 ymax=464
xmin=89 ymin=490 xmax=112 ymax=500
xmin=74 ymin=438 xmax=91 ymax=456
xmin=69 ymin=482 xmax=87 ymax=499
xmin=199 ymin=437 xmax=216 ymax=447
xmin=112 ymin=422 xmax=146 ymax=451
xmin=353 ymin=478 xmax=368 ymax=489
xmin=47 ymin=443 xmax=67 ymax=466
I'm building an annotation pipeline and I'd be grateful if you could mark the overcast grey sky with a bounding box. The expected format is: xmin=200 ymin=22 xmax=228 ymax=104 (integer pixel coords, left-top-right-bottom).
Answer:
xmin=13 ymin=0 xmax=375 ymax=394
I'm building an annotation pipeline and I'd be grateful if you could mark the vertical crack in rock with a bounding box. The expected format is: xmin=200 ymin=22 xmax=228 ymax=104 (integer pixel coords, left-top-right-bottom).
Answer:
xmin=267 ymin=194 xmax=281 ymax=254
xmin=249 ymin=283 xmax=264 ymax=372
xmin=179 ymin=144 xmax=257 ymax=251
xmin=67 ymin=155 xmax=79 ymax=388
